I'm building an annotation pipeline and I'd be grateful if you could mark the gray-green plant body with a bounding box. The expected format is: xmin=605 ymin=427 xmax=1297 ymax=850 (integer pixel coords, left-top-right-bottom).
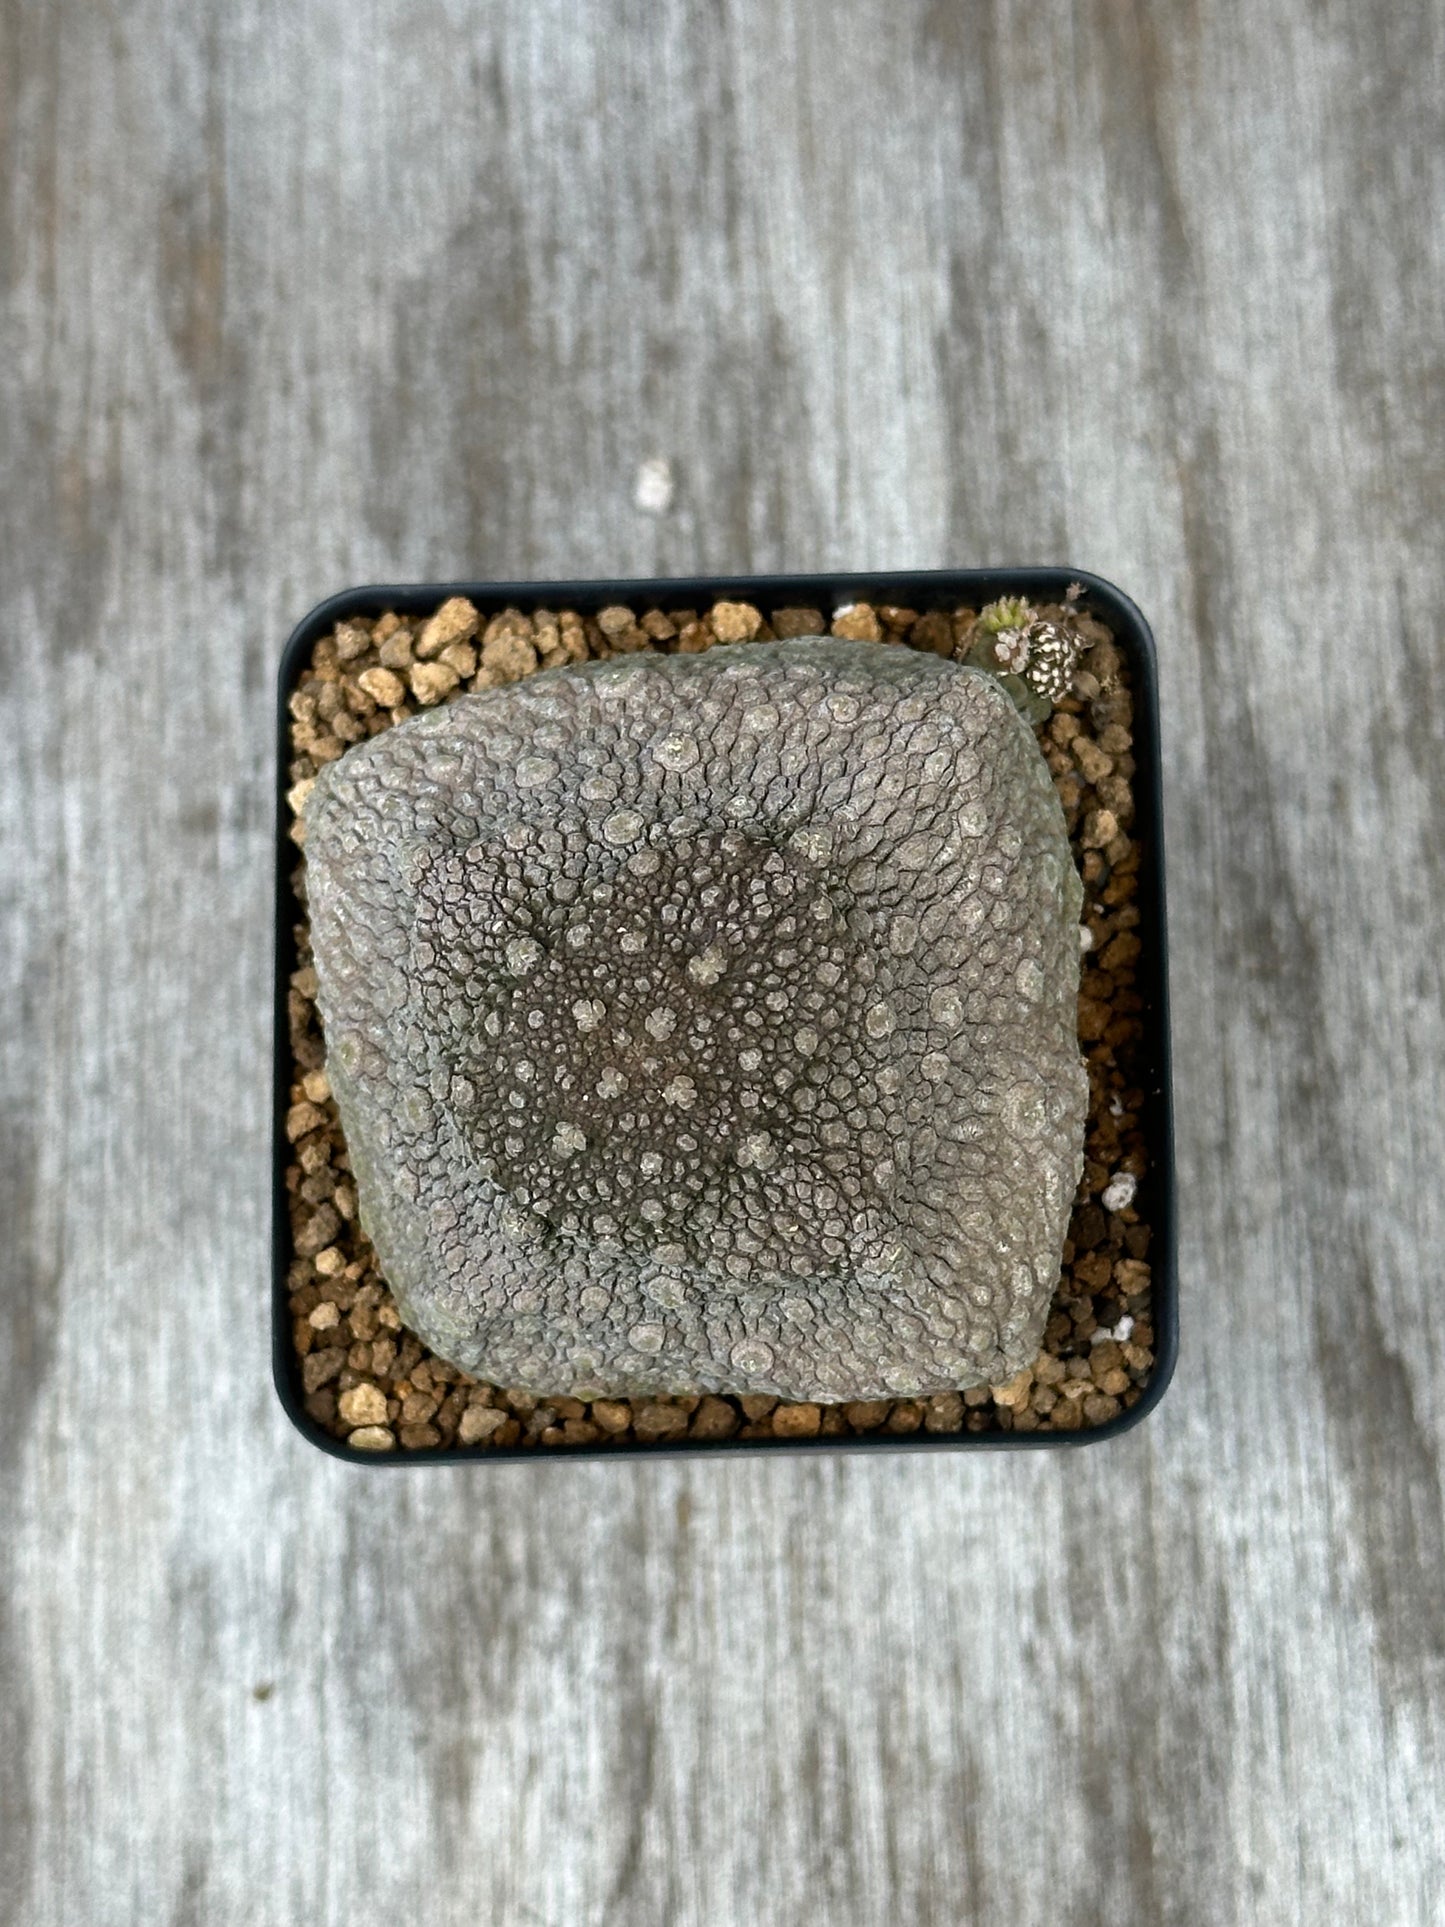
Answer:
xmin=304 ymin=639 xmax=1087 ymax=1401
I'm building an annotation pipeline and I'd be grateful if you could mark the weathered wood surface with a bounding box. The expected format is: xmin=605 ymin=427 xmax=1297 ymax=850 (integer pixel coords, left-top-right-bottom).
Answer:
xmin=2 ymin=0 xmax=1441 ymax=1920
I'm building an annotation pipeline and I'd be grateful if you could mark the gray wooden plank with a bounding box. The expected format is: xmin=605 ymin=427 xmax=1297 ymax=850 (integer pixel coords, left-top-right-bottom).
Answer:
xmin=1 ymin=0 xmax=1442 ymax=1921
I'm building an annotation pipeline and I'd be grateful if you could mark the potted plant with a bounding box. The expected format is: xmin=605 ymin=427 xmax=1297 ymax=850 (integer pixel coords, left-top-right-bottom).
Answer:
xmin=274 ymin=569 xmax=1175 ymax=1459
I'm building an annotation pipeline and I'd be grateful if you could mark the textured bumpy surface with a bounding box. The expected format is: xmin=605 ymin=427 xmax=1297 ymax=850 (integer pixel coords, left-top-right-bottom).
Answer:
xmin=305 ymin=641 xmax=1086 ymax=1399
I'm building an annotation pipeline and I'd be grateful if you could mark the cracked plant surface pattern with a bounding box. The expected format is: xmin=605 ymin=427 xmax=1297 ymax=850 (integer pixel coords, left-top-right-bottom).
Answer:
xmin=303 ymin=640 xmax=1087 ymax=1400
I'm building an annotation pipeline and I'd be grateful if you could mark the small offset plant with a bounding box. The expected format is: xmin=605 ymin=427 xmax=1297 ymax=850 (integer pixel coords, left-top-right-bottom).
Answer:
xmin=304 ymin=638 xmax=1088 ymax=1403
xmin=964 ymin=586 xmax=1091 ymax=722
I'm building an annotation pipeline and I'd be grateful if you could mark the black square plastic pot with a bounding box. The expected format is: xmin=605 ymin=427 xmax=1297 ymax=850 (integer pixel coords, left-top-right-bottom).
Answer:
xmin=274 ymin=568 xmax=1176 ymax=1461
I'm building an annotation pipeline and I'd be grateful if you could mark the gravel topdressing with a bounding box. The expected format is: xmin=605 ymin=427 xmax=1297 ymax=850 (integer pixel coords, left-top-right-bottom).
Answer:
xmin=282 ymin=593 xmax=1156 ymax=1453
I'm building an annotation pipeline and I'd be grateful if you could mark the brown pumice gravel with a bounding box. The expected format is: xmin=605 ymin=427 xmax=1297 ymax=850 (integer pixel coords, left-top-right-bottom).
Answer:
xmin=282 ymin=594 xmax=1156 ymax=1452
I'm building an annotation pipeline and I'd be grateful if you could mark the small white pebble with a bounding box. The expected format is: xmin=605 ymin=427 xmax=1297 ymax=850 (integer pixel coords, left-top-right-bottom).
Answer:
xmin=1092 ymin=1316 xmax=1135 ymax=1345
xmin=633 ymin=456 xmax=674 ymax=514
xmin=1079 ymin=925 xmax=1095 ymax=953
xmin=1101 ymin=1171 xmax=1138 ymax=1213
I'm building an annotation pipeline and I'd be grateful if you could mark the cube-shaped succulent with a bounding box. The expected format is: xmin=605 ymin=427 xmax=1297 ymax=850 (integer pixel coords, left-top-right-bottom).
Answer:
xmin=303 ymin=639 xmax=1087 ymax=1401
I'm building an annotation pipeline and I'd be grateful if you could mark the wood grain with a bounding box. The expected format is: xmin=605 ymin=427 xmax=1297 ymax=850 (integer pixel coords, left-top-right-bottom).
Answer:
xmin=2 ymin=0 xmax=1442 ymax=1921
